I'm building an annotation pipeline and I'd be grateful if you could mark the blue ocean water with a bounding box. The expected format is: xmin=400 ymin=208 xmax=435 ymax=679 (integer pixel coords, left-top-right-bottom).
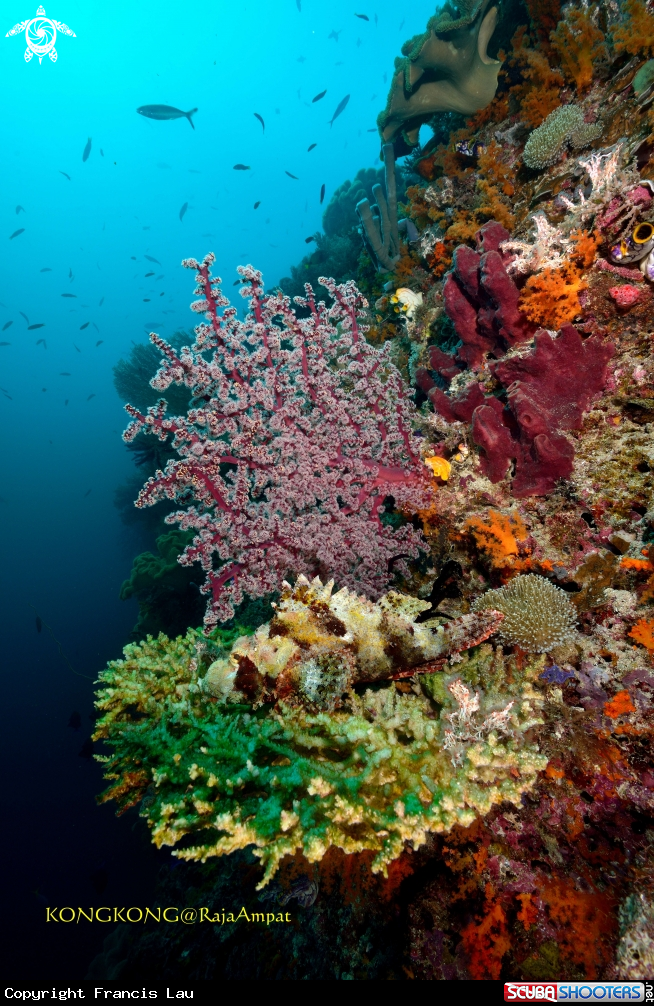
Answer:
xmin=0 ymin=0 xmax=439 ymax=980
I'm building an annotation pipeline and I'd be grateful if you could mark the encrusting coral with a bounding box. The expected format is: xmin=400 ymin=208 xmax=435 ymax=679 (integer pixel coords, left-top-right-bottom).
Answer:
xmin=94 ymin=580 xmax=547 ymax=887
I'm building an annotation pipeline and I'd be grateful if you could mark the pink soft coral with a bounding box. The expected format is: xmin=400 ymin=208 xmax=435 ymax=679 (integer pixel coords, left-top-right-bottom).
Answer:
xmin=123 ymin=255 xmax=434 ymax=627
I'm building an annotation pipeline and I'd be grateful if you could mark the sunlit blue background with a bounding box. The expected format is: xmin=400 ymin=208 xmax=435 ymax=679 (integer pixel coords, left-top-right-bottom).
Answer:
xmin=0 ymin=0 xmax=438 ymax=979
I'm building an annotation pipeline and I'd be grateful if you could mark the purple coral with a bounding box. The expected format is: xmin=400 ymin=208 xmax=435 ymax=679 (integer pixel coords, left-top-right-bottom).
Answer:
xmin=123 ymin=255 xmax=433 ymax=627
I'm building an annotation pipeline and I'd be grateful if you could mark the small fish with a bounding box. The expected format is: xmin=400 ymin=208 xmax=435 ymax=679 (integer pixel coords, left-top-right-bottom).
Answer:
xmin=92 ymin=323 xmax=100 ymax=331
xmin=0 ymin=342 xmax=9 ymax=346
xmin=9 ymin=229 xmax=24 ymax=240
xmin=143 ymin=298 xmax=151 ymax=302
xmin=329 ymin=94 xmax=350 ymax=126
xmin=307 ymin=143 xmax=317 ymax=151
xmin=69 ymin=268 xmax=73 ymax=279
xmin=2 ymin=391 xmax=12 ymax=399
xmin=59 ymin=171 xmax=71 ymax=180
xmin=36 ymin=339 xmax=46 ymax=347
xmin=254 ymin=201 xmax=261 ymax=209
xmin=19 ymin=312 xmax=29 ymax=323
xmin=233 ymin=280 xmax=240 ymax=286
xmin=36 ymin=616 xmax=42 ymax=633
xmin=137 ymin=104 xmax=197 ymax=129
xmin=61 ymin=293 xmax=77 ymax=298
xmin=312 ymin=89 xmax=327 ymax=102
xmin=27 ymin=323 xmax=44 ymax=330
xmin=73 ymin=344 xmax=81 ymax=353
xmin=367 ymin=127 xmax=377 ymax=132
xmin=179 ymin=202 xmax=188 ymax=222
xmin=40 ymin=268 xmax=52 ymax=272
xmin=78 ymin=737 xmax=94 ymax=760
xmin=68 ymin=711 xmax=81 ymax=731
xmin=355 ymin=13 xmax=369 ymax=19
xmin=374 ymin=13 xmax=378 ymax=25
xmin=320 ymin=183 xmax=326 ymax=203
xmin=96 ymin=340 xmax=103 ymax=347
xmin=296 ymin=0 xmax=301 ymax=9
xmin=41 ymin=387 xmax=47 ymax=391
xmin=144 ymin=272 xmax=155 ymax=278
xmin=305 ymin=236 xmax=315 ymax=243
xmin=82 ymin=137 xmax=92 ymax=162
xmin=285 ymin=171 xmax=299 ymax=179
xmin=15 ymin=205 xmax=25 ymax=214
xmin=254 ymin=112 xmax=265 ymax=131
xmin=100 ymin=148 xmax=104 ymax=157
xmin=99 ymin=297 xmax=104 ymax=306
xmin=60 ymin=372 xmax=71 ymax=376
xmin=188 ymin=169 xmax=201 ymax=174
xmin=80 ymin=322 xmax=89 ymax=330
xmin=297 ymin=55 xmax=306 ymax=62
xmin=328 ymin=29 xmax=342 ymax=41
xmin=233 ymin=164 xmax=251 ymax=171
xmin=84 ymin=488 xmax=92 ymax=497
xmin=87 ymin=394 xmax=95 ymax=401
xmin=2 ymin=322 xmax=12 ymax=331
xmin=65 ymin=399 xmax=69 ymax=405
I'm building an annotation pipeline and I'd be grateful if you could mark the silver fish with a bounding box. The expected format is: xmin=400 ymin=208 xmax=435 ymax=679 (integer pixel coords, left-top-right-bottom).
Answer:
xmin=137 ymin=105 xmax=197 ymax=130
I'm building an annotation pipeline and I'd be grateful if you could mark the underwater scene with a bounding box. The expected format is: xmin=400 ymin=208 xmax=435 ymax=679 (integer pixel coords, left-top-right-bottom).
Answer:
xmin=3 ymin=0 xmax=654 ymax=986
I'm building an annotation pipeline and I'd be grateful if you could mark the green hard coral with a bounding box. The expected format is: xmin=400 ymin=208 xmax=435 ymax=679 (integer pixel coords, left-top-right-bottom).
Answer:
xmin=95 ymin=626 xmax=548 ymax=887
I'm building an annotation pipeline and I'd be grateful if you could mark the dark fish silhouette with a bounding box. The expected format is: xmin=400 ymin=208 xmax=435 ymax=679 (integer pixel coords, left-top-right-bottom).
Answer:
xmin=100 ymin=148 xmax=104 ymax=157
xmin=254 ymin=112 xmax=265 ymax=131
xmin=305 ymin=236 xmax=315 ymax=243
xmin=285 ymin=171 xmax=299 ymax=179
xmin=296 ymin=0 xmax=301 ymax=9
xmin=84 ymin=488 xmax=92 ymax=497
xmin=80 ymin=322 xmax=89 ymax=330
xmin=73 ymin=344 xmax=81 ymax=352
xmin=36 ymin=339 xmax=46 ymax=347
xmin=233 ymin=164 xmax=250 ymax=170
xmin=179 ymin=202 xmax=188 ymax=221
xmin=374 ymin=13 xmax=378 ymax=25
xmin=96 ymin=340 xmax=103 ymax=347
xmin=87 ymin=393 xmax=95 ymax=400
xmin=68 ymin=711 xmax=81 ymax=730
xmin=61 ymin=293 xmax=76 ymax=298
xmin=0 ymin=342 xmax=9 ymax=346
xmin=355 ymin=12 xmax=369 ymax=19
xmin=65 ymin=399 xmax=69 ymax=405
xmin=82 ymin=138 xmax=92 ymax=162
xmin=328 ymin=29 xmax=342 ymax=41
xmin=2 ymin=322 xmax=12 ymax=331
xmin=69 ymin=267 xmax=73 ymax=279
xmin=233 ymin=280 xmax=240 ymax=286
xmin=92 ymin=323 xmax=99 ymax=331
xmin=40 ymin=268 xmax=52 ymax=272
xmin=312 ymin=90 xmax=327 ymax=102
xmin=254 ymin=201 xmax=261 ymax=209
xmin=144 ymin=255 xmax=160 ymax=264
xmin=36 ymin=616 xmax=42 ymax=633
xmin=137 ymin=104 xmax=197 ymax=129
xmin=143 ymin=298 xmax=150 ymax=302
xmin=41 ymin=387 xmax=47 ymax=391
xmin=9 ymin=229 xmax=24 ymax=239
xmin=145 ymin=271 xmax=155 ymax=277
xmin=320 ymin=183 xmax=326 ymax=203
xmin=27 ymin=324 xmax=44 ymax=330
xmin=15 ymin=205 xmax=25 ymax=214
xmin=78 ymin=737 xmax=94 ymax=760
xmin=307 ymin=143 xmax=317 ymax=151
xmin=99 ymin=297 xmax=105 ymax=305
xmin=367 ymin=127 xmax=377 ymax=132
xmin=59 ymin=171 xmax=71 ymax=180
xmin=19 ymin=312 xmax=29 ymax=323
xmin=329 ymin=94 xmax=350 ymax=126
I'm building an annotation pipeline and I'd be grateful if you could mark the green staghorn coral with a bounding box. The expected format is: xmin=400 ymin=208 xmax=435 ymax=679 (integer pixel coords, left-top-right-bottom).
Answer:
xmin=94 ymin=618 xmax=548 ymax=888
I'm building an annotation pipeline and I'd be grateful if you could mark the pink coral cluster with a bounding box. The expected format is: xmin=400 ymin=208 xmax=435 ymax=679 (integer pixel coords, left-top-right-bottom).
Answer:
xmin=123 ymin=254 xmax=434 ymax=626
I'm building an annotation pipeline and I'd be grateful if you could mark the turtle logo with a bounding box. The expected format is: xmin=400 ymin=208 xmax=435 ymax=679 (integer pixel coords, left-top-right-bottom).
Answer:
xmin=5 ymin=5 xmax=76 ymax=64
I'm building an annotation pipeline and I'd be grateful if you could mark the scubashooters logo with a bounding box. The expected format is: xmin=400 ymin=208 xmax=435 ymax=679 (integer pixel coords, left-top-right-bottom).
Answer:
xmin=5 ymin=6 xmax=76 ymax=63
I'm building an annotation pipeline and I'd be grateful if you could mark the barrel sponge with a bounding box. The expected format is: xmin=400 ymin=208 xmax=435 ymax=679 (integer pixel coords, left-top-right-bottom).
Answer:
xmin=472 ymin=574 xmax=577 ymax=652
xmin=523 ymin=105 xmax=602 ymax=170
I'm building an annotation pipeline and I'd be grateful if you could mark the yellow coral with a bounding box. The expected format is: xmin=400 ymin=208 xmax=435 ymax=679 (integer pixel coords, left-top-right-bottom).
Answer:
xmin=424 ymin=455 xmax=452 ymax=481
xmin=550 ymin=6 xmax=608 ymax=93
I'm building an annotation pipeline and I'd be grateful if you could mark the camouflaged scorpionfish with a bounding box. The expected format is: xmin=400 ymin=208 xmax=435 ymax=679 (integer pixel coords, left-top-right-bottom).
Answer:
xmin=203 ymin=575 xmax=503 ymax=711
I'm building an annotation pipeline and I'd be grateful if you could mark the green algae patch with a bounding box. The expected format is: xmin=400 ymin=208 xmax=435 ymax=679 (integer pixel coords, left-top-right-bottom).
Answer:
xmin=95 ymin=627 xmax=548 ymax=887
